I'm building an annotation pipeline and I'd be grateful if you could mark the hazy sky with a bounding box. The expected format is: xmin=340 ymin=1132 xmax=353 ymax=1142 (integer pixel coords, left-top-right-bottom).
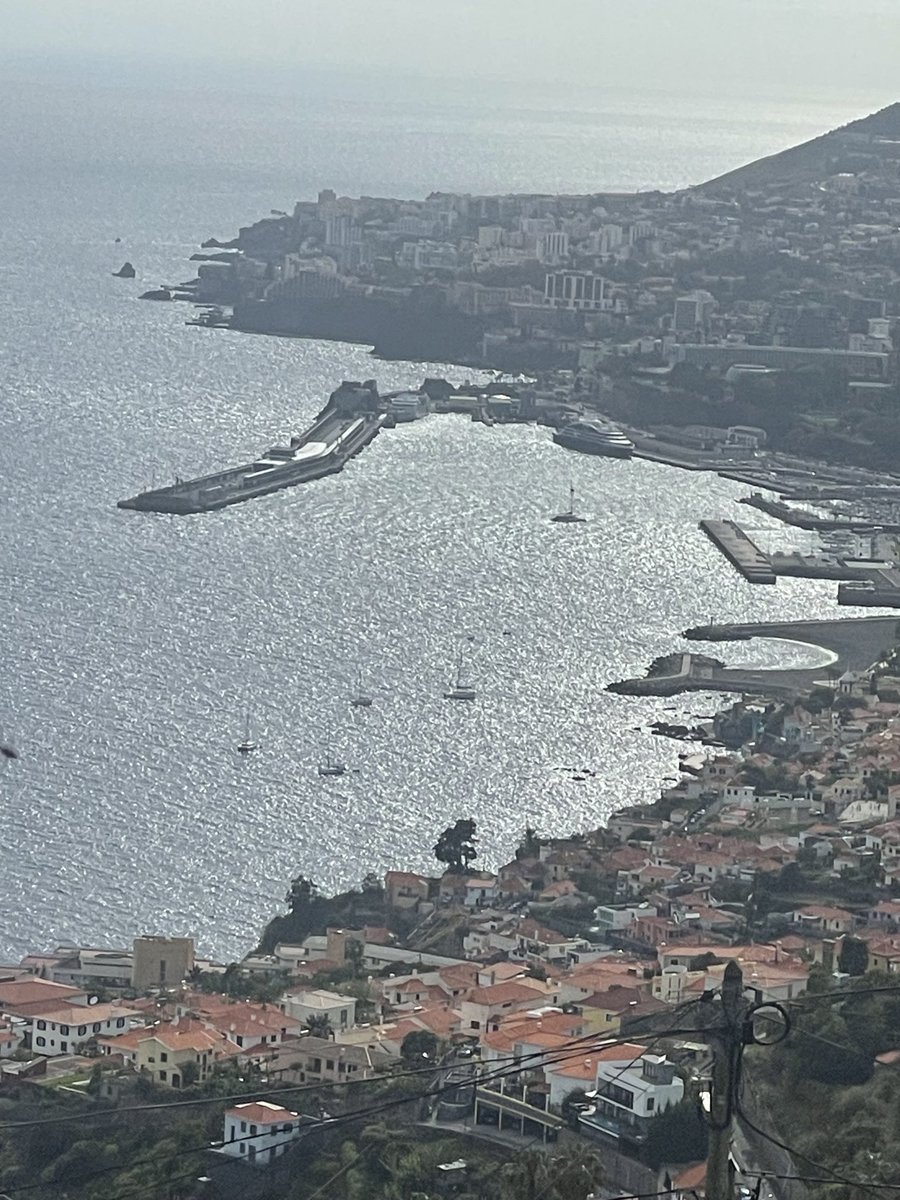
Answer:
xmin=2 ymin=0 xmax=898 ymax=106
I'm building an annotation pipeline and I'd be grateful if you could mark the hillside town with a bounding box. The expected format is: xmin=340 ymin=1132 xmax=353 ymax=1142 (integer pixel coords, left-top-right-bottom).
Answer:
xmin=190 ymin=104 xmax=900 ymax=410
xmin=7 ymin=647 xmax=900 ymax=1195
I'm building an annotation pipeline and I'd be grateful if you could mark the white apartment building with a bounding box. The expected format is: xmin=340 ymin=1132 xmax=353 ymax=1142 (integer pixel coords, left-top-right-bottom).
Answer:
xmin=537 ymin=231 xmax=570 ymax=263
xmin=544 ymin=271 xmax=609 ymax=311
xmin=281 ymin=988 xmax=357 ymax=1030
xmin=32 ymin=1003 xmax=141 ymax=1057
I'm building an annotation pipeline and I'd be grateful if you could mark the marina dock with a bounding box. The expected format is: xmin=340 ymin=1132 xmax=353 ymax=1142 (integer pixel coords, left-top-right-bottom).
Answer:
xmin=699 ymin=519 xmax=776 ymax=584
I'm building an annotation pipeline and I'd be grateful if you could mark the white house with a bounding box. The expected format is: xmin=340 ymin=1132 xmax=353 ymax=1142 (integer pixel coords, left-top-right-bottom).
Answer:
xmin=32 ymin=1003 xmax=141 ymax=1057
xmin=580 ymin=1052 xmax=683 ymax=1140
xmin=223 ymin=1101 xmax=303 ymax=1166
xmin=464 ymin=877 xmax=500 ymax=909
xmin=281 ymin=988 xmax=357 ymax=1031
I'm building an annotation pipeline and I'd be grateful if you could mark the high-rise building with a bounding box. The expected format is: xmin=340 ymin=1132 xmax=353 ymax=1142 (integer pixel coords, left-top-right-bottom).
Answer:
xmin=537 ymin=231 xmax=570 ymax=263
xmin=544 ymin=271 xmax=608 ymax=311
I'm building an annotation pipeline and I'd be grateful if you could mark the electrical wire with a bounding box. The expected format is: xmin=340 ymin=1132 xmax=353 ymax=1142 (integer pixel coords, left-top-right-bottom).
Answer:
xmin=788 ymin=983 xmax=900 ymax=1006
xmin=747 ymin=1173 xmax=900 ymax=1193
xmin=0 ymin=996 xmax=706 ymax=1132
xmin=0 ymin=1027 xmax=707 ymax=1198
xmin=736 ymin=1094 xmax=900 ymax=1199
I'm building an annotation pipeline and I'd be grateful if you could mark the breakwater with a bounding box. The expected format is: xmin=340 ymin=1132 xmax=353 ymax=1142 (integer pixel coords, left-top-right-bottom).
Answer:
xmin=118 ymin=381 xmax=384 ymax=515
xmin=699 ymin=519 xmax=776 ymax=584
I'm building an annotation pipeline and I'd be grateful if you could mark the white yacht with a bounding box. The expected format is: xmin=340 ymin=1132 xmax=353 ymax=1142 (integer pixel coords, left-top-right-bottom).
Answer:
xmin=318 ymin=751 xmax=347 ymax=778
xmin=444 ymin=650 xmax=476 ymax=701
xmin=237 ymin=698 xmax=258 ymax=754
xmin=350 ymin=670 xmax=373 ymax=708
xmin=551 ymin=483 xmax=586 ymax=524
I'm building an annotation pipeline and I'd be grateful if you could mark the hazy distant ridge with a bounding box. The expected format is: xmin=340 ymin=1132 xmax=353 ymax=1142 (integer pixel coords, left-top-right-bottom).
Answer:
xmin=699 ymin=100 xmax=900 ymax=191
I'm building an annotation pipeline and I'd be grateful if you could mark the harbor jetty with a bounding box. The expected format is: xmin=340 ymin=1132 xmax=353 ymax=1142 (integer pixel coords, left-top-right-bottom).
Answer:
xmin=118 ymin=380 xmax=388 ymax=515
xmin=609 ymin=616 xmax=899 ymax=699
xmin=116 ymin=378 xmax=597 ymax=516
xmin=699 ymin=519 xmax=776 ymax=584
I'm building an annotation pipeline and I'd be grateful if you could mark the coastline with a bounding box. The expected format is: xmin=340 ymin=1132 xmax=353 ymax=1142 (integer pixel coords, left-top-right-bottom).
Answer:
xmin=609 ymin=615 xmax=898 ymax=698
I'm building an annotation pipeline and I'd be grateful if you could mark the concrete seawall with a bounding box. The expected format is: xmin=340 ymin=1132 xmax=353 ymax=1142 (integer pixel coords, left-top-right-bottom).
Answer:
xmin=700 ymin=519 xmax=776 ymax=584
xmin=118 ymin=381 xmax=386 ymax=515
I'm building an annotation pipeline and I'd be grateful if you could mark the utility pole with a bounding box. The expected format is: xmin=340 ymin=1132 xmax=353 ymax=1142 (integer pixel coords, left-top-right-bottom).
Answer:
xmin=703 ymin=960 xmax=748 ymax=1200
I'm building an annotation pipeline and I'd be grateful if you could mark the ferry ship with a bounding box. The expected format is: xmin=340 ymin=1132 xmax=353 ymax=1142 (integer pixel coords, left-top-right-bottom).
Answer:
xmin=552 ymin=419 xmax=634 ymax=459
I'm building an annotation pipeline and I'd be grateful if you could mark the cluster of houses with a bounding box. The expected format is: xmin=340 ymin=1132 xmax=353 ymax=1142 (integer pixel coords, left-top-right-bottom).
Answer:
xmin=7 ymin=665 xmax=900 ymax=1179
xmin=198 ymin=119 xmax=900 ymax=384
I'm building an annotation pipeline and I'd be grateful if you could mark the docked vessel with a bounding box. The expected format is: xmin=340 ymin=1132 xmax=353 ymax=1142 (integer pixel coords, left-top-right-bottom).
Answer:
xmin=553 ymin=419 xmax=634 ymax=459
xmin=551 ymin=483 xmax=586 ymax=524
xmin=385 ymin=390 xmax=427 ymax=423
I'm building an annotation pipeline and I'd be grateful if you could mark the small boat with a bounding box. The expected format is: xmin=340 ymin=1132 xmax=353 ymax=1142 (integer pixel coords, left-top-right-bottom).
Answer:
xmin=237 ymin=697 xmax=258 ymax=754
xmin=318 ymin=751 xmax=347 ymax=778
xmin=444 ymin=650 xmax=476 ymax=702
xmin=350 ymin=670 xmax=373 ymax=709
xmin=551 ymin=484 xmax=586 ymax=524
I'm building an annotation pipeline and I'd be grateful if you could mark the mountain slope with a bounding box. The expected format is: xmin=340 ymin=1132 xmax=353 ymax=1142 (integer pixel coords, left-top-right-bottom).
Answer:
xmin=698 ymin=101 xmax=900 ymax=192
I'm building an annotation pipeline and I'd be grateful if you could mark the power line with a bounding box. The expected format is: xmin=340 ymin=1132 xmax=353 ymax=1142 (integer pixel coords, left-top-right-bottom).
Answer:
xmin=789 ymin=983 xmax=900 ymax=1006
xmin=736 ymin=1101 xmax=899 ymax=1200
xmin=1 ymin=1028 xmax=707 ymax=1198
xmin=0 ymin=999 xmax=706 ymax=1133
xmin=748 ymin=1173 xmax=900 ymax=1193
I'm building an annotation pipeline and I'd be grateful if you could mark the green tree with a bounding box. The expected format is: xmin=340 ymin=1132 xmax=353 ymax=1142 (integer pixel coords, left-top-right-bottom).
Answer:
xmin=516 ymin=826 xmax=542 ymax=859
xmin=286 ymin=874 xmax=319 ymax=911
xmin=433 ymin=818 xmax=478 ymax=874
xmin=642 ymin=1098 xmax=709 ymax=1168
xmin=180 ymin=1060 xmax=200 ymax=1087
xmin=400 ymin=1029 xmax=438 ymax=1064
xmin=306 ymin=1014 xmax=334 ymax=1040
xmin=838 ymin=936 xmax=869 ymax=977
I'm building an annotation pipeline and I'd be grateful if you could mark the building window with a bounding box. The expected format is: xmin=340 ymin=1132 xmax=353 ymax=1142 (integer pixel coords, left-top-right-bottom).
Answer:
xmin=240 ymin=1122 xmax=247 ymax=1133
xmin=36 ymin=1020 xmax=46 ymax=1031
xmin=646 ymin=1098 xmax=655 ymax=1112
xmin=78 ymin=1025 xmax=87 ymax=1037
xmin=249 ymin=1125 xmax=257 ymax=1136
xmin=240 ymin=1144 xmax=246 ymax=1155
xmin=116 ymin=1018 xmax=125 ymax=1028
xmin=160 ymin=1052 xmax=168 ymax=1063
xmin=159 ymin=1070 xmax=167 ymax=1082
xmin=600 ymin=1082 xmax=635 ymax=1110
xmin=60 ymin=1025 xmax=70 ymax=1036
xmin=36 ymin=1036 xmax=45 ymax=1047
xmin=93 ymin=1023 xmax=101 ymax=1034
